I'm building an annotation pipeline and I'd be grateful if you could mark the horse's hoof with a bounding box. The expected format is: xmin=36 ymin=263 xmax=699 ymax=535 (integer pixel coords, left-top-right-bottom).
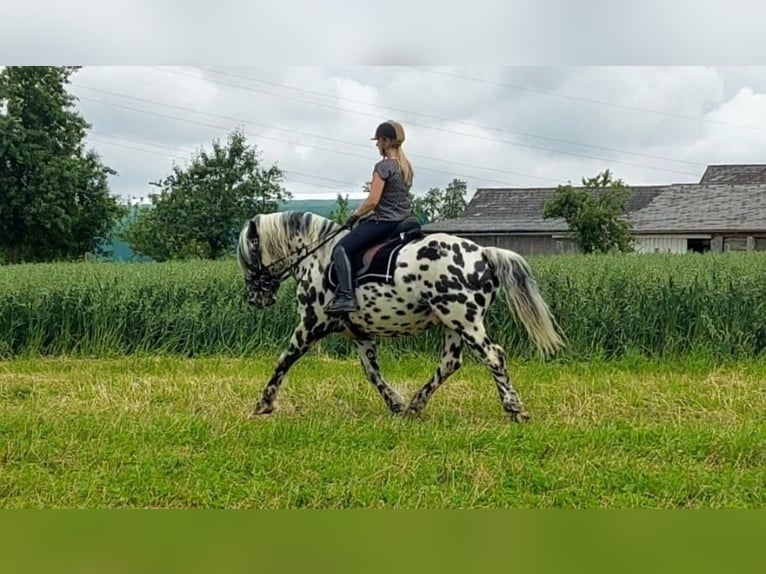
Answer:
xmin=249 ymin=402 xmax=274 ymax=418
xmin=404 ymin=406 xmax=423 ymax=418
xmin=389 ymin=403 xmax=407 ymax=416
xmin=509 ymin=410 xmax=531 ymax=423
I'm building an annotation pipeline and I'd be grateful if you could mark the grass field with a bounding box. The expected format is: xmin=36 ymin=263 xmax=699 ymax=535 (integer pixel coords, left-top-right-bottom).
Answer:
xmin=1 ymin=353 xmax=763 ymax=508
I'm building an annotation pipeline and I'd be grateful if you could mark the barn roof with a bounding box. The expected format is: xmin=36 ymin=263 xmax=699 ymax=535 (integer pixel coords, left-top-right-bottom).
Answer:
xmin=699 ymin=164 xmax=766 ymax=184
xmin=424 ymin=164 xmax=766 ymax=235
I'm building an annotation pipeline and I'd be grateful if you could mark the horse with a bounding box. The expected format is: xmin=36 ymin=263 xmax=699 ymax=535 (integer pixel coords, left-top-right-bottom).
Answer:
xmin=236 ymin=210 xmax=565 ymax=422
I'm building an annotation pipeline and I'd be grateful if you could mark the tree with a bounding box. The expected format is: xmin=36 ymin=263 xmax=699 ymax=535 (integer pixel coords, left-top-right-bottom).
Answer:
xmin=441 ymin=178 xmax=468 ymax=219
xmin=0 ymin=66 xmax=124 ymax=264
xmin=121 ymin=128 xmax=291 ymax=261
xmin=329 ymin=192 xmax=352 ymax=224
xmin=543 ymin=169 xmax=634 ymax=254
xmin=410 ymin=178 xmax=468 ymax=223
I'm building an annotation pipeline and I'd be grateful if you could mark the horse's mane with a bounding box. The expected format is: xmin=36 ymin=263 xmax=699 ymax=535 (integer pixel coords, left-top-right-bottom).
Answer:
xmin=237 ymin=211 xmax=341 ymax=271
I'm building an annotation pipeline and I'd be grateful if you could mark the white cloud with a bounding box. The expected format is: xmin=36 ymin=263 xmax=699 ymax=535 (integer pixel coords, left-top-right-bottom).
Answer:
xmin=51 ymin=66 xmax=766 ymax=202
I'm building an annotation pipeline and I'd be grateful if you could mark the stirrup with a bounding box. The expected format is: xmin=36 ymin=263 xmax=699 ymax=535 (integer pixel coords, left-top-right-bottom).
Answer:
xmin=325 ymin=294 xmax=358 ymax=314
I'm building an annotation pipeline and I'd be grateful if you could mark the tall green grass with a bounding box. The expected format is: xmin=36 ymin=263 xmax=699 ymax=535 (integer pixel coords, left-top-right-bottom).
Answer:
xmin=2 ymin=251 xmax=766 ymax=360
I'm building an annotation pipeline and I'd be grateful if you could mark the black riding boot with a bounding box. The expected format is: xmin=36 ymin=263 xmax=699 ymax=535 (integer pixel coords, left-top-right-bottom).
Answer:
xmin=325 ymin=246 xmax=359 ymax=315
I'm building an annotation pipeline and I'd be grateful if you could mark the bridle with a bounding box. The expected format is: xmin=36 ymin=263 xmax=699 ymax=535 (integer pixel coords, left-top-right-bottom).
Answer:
xmin=248 ymin=223 xmax=349 ymax=294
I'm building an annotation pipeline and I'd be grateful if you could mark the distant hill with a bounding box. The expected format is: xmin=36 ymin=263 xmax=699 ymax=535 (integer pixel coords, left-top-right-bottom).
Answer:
xmin=277 ymin=198 xmax=363 ymax=218
xmin=100 ymin=199 xmax=362 ymax=262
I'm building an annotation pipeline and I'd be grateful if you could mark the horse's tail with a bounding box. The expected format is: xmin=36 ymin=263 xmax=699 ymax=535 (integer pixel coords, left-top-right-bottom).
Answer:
xmin=481 ymin=246 xmax=565 ymax=358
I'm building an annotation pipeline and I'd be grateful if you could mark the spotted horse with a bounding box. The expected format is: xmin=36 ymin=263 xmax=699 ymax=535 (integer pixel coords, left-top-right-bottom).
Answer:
xmin=236 ymin=211 xmax=565 ymax=422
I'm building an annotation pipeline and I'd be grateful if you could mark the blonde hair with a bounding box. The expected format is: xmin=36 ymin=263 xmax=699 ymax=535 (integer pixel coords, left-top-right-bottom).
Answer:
xmin=383 ymin=120 xmax=413 ymax=187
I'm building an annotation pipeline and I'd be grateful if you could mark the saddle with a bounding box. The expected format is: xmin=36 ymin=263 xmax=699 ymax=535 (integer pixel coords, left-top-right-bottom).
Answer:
xmin=326 ymin=216 xmax=424 ymax=288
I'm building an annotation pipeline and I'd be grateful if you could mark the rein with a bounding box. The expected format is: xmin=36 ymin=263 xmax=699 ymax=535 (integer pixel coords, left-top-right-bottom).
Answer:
xmin=252 ymin=223 xmax=348 ymax=291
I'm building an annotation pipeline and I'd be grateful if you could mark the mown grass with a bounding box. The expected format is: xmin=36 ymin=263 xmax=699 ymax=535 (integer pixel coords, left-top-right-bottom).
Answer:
xmin=1 ymin=354 xmax=763 ymax=508
xmin=3 ymin=251 xmax=766 ymax=361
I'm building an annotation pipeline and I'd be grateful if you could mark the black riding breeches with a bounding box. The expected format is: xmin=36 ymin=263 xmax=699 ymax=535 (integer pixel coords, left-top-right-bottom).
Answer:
xmin=335 ymin=218 xmax=401 ymax=258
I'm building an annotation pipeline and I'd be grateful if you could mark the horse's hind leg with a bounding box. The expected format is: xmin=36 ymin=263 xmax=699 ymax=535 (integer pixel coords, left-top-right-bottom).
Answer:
xmin=459 ymin=322 xmax=530 ymax=423
xmin=355 ymin=340 xmax=406 ymax=414
xmin=407 ymin=329 xmax=463 ymax=415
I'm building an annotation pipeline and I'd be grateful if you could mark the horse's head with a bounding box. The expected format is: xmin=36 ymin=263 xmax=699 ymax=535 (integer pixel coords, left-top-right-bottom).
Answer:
xmin=237 ymin=211 xmax=341 ymax=308
xmin=237 ymin=217 xmax=280 ymax=308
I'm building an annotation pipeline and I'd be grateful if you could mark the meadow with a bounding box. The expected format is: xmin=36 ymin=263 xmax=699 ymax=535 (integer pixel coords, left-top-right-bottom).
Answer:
xmin=1 ymin=251 xmax=765 ymax=508
xmin=2 ymin=251 xmax=766 ymax=360
xmin=1 ymin=354 xmax=763 ymax=508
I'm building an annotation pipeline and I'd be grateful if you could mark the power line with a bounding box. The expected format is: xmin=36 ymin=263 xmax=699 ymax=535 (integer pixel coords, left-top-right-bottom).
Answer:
xmin=194 ymin=65 xmax=707 ymax=168
xmin=408 ymin=66 xmax=766 ymax=133
xmin=88 ymin=135 xmax=358 ymax=194
xmin=76 ymin=94 xmax=559 ymax=187
xmin=143 ymin=66 xmax=701 ymax=178
xmin=73 ymin=84 xmax=564 ymax=184
xmin=90 ymin=132 xmax=362 ymax=189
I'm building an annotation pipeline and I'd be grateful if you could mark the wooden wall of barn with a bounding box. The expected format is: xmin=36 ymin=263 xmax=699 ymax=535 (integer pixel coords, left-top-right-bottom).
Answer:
xmin=426 ymin=231 xmax=766 ymax=256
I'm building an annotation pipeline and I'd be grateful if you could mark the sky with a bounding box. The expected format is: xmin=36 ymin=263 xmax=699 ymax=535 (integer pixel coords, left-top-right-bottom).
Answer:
xmin=62 ymin=66 xmax=766 ymax=204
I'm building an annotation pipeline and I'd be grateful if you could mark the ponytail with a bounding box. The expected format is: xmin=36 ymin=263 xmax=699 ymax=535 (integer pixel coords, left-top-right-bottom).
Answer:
xmin=396 ymin=145 xmax=413 ymax=188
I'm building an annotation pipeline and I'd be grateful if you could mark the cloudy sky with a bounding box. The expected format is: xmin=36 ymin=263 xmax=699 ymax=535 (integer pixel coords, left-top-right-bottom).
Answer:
xmin=64 ymin=66 xmax=766 ymax=204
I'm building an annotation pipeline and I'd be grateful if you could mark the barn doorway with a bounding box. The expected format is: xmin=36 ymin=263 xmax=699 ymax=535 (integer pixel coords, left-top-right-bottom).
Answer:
xmin=687 ymin=238 xmax=711 ymax=253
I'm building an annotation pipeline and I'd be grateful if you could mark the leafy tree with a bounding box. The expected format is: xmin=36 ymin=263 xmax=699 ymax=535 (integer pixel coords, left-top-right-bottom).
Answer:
xmin=441 ymin=178 xmax=468 ymax=219
xmin=543 ymin=169 xmax=634 ymax=254
xmin=121 ymin=128 xmax=291 ymax=261
xmin=410 ymin=178 xmax=468 ymax=223
xmin=0 ymin=66 xmax=124 ymax=264
xmin=412 ymin=187 xmax=442 ymax=223
xmin=329 ymin=192 xmax=352 ymax=225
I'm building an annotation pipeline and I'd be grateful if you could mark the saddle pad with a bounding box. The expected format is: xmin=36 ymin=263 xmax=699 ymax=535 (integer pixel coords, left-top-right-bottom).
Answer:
xmin=326 ymin=240 xmax=407 ymax=289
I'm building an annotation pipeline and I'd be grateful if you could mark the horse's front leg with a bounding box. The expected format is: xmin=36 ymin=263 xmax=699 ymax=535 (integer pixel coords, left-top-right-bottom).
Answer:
xmin=250 ymin=320 xmax=330 ymax=417
xmin=355 ymin=339 xmax=406 ymax=414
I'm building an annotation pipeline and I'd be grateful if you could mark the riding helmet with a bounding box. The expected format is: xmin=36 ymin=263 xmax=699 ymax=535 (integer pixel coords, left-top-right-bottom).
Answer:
xmin=371 ymin=120 xmax=405 ymax=143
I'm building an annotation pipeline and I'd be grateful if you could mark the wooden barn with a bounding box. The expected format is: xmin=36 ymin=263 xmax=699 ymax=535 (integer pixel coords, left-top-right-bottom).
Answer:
xmin=423 ymin=164 xmax=766 ymax=255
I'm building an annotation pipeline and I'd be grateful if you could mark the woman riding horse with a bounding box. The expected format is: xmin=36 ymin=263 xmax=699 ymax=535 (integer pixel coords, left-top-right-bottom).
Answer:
xmin=324 ymin=120 xmax=415 ymax=315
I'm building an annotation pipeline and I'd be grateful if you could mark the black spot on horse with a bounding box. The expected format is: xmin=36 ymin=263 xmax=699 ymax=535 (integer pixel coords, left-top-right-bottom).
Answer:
xmin=433 ymin=293 xmax=467 ymax=309
xmin=414 ymin=303 xmax=430 ymax=314
xmin=302 ymin=305 xmax=318 ymax=334
xmin=465 ymin=301 xmax=478 ymax=322
xmin=451 ymin=244 xmax=464 ymax=267
xmin=474 ymin=293 xmax=486 ymax=307
xmin=416 ymin=245 xmax=440 ymax=261
xmin=403 ymin=273 xmax=418 ymax=284
xmin=419 ymin=264 xmax=429 ymax=271
xmin=435 ymin=274 xmax=463 ymax=294
xmin=460 ymin=241 xmax=480 ymax=253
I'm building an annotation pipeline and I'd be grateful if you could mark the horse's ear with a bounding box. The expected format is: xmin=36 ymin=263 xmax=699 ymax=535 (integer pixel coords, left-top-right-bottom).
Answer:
xmin=246 ymin=220 xmax=258 ymax=241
